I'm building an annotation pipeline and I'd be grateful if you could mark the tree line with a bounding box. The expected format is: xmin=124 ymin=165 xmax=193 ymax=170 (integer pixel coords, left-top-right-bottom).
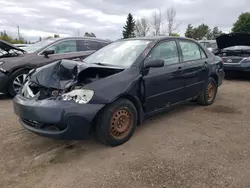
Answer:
xmin=123 ymin=7 xmax=181 ymax=39
xmin=0 ymin=31 xmax=97 ymax=44
xmin=123 ymin=10 xmax=250 ymax=39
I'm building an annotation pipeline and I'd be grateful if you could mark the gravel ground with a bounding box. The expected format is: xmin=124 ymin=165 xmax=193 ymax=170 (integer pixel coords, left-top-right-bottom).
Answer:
xmin=1 ymin=79 xmax=250 ymax=188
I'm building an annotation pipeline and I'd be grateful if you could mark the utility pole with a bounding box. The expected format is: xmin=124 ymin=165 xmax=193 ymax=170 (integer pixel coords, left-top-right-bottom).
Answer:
xmin=17 ymin=26 xmax=20 ymax=40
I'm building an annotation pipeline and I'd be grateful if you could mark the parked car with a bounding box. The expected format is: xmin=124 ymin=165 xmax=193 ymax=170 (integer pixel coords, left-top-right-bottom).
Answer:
xmin=214 ymin=33 xmax=250 ymax=74
xmin=199 ymin=40 xmax=218 ymax=52
xmin=0 ymin=37 xmax=110 ymax=96
xmin=13 ymin=36 xmax=224 ymax=146
xmin=0 ymin=39 xmax=26 ymax=58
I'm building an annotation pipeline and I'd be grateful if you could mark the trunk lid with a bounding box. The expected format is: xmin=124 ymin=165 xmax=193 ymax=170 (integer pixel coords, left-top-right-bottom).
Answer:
xmin=216 ymin=33 xmax=250 ymax=49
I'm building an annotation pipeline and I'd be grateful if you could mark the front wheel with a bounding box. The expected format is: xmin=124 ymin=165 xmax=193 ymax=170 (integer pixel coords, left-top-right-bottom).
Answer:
xmin=96 ymin=99 xmax=137 ymax=146
xmin=8 ymin=69 xmax=29 ymax=97
xmin=198 ymin=77 xmax=218 ymax=106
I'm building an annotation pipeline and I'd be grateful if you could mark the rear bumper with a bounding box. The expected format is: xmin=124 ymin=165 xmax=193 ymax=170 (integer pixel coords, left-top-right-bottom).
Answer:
xmin=0 ymin=71 xmax=9 ymax=95
xmin=224 ymin=63 xmax=250 ymax=72
xmin=13 ymin=95 xmax=104 ymax=140
xmin=217 ymin=69 xmax=224 ymax=86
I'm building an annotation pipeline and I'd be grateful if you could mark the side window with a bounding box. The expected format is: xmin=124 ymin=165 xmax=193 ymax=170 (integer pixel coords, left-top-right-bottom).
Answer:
xmin=148 ymin=41 xmax=179 ymax=65
xmin=180 ymin=41 xmax=201 ymax=61
xmin=46 ymin=40 xmax=77 ymax=54
xmin=77 ymin=40 xmax=99 ymax=51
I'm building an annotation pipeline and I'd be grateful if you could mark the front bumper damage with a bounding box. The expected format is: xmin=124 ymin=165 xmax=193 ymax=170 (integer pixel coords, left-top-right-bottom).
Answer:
xmin=13 ymin=95 xmax=104 ymax=140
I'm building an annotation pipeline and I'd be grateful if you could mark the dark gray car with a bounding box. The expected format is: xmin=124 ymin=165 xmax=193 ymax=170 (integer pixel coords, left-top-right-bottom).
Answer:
xmin=0 ymin=37 xmax=110 ymax=96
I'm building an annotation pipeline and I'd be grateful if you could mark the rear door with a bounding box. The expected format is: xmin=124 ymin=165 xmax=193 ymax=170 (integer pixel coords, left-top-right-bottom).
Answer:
xmin=178 ymin=39 xmax=209 ymax=99
xmin=143 ymin=40 xmax=186 ymax=114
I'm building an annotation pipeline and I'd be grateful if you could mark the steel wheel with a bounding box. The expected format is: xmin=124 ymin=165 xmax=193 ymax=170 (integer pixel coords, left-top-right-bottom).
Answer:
xmin=206 ymin=82 xmax=216 ymax=102
xmin=110 ymin=108 xmax=133 ymax=140
xmin=13 ymin=74 xmax=27 ymax=93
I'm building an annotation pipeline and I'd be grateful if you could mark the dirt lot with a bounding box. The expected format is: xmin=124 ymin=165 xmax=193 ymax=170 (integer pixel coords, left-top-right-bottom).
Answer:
xmin=1 ymin=79 xmax=250 ymax=188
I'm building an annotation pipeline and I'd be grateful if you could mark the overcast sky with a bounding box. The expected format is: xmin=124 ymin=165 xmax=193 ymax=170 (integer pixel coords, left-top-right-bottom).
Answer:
xmin=0 ymin=0 xmax=249 ymax=41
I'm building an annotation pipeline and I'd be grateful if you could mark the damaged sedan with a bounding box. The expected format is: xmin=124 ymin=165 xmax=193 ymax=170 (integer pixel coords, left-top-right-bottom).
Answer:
xmin=13 ymin=36 xmax=224 ymax=146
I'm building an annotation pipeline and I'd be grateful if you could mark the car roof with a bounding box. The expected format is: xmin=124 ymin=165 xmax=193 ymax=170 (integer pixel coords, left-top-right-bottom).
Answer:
xmin=51 ymin=37 xmax=110 ymax=43
xmin=120 ymin=36 xmax=198 ymax=43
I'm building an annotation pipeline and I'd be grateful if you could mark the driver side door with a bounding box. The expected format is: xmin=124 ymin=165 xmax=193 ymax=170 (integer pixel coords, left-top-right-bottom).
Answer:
xmin=143 ymin=40 xmax=186 ymax=114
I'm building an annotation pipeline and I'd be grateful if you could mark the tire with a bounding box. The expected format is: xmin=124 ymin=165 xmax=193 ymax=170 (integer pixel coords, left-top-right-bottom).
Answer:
xmin=96 ymin=99 xmax=137 ymax=146
xmin=198 ymin=77 xmax=218 ymax=106
xmin=8 ymin=69 xmax=30 ymax=97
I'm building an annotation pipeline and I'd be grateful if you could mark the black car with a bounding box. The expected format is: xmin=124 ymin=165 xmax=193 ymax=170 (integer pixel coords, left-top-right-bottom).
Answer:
xmin=13 ymin=36 xmax=224 ymax=146
xmin=0 ymin=37 xmax=110 ymax=96
xmin=215 ymin=33 xmax=250 ymax=74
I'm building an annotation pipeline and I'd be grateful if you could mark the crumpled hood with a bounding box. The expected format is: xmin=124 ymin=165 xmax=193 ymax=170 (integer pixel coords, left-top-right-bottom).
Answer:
xmin=0 ymin=40 xmax=26 ymax=53
xmin=216 ymin=32 xmax=250 ymax=49
xmin=29 ymin=59 xmax=124 ymax=90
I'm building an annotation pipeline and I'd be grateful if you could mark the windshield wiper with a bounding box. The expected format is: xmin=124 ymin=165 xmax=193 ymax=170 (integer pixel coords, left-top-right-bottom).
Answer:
xmin=92 ymin=62 xmax=110 ymax=66
xmin=92 ymin=62 xmax=121 ymax=67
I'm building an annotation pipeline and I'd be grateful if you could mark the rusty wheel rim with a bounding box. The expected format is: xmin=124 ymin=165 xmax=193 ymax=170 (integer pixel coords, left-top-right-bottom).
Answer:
xmin=206 ymin=83 xmax=215 ymax=102
xmin=110 ymin=108 xmax=132 ymax=139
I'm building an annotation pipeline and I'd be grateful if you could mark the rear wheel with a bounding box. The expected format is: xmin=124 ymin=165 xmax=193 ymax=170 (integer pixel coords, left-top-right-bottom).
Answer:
xmin=198 ymin=77 xmax=217 ymax=106
xmin=8 ymin=69 xmax=29 ymax=97
xmin=96 ymin=99 xmax=137 ymax=146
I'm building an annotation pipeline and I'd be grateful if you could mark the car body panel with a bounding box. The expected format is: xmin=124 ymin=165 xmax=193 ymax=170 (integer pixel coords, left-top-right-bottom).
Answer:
xmin=14 ymin=94 xmax=104 ymax=139
xmin=143 ymin=62 xmax=186 ymax=113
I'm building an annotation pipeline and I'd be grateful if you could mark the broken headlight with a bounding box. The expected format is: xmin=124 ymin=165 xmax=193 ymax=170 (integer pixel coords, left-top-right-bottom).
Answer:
xmin=61 ymin=89 xmax=94 ymax=104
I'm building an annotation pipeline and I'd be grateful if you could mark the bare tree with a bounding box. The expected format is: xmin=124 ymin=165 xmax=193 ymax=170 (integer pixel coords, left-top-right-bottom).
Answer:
xmin=151 ymin=9 xmax=162 ymax=36
xmin=164 ymin=7 xmax=180 ymax=36
xmin=135 ymin=18 xmax=150 ymax=37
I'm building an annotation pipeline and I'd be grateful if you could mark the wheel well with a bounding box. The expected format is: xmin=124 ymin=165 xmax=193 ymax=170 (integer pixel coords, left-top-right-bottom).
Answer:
xmin=90 ymin=95 xmax=144 ymax=135
xmin=120 ymin=95 xmax=144 ymax=125
xmin=9 ymin=67 xmax=30 ymax=76
xmin=210 ymin=74 xmax=218 ymax=85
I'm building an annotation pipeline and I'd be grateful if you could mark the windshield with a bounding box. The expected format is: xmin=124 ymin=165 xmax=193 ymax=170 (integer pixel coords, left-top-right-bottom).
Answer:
xmin=84 ymin=40 xmax=151 ymax=67
xmin=224 ymin=46 xmax=250 ymax=51
xmin=25 ymin=39 xmax=57 ymax=53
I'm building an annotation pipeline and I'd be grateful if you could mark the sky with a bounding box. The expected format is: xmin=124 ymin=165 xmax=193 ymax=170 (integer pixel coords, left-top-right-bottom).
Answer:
xmin=0 ymin=0 xmax=249 ymax=42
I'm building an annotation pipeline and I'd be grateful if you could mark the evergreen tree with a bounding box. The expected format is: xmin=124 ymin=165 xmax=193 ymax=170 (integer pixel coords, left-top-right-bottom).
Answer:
xmin=232 ymin=12 xmax=250 ymax=33
xmin=123 ymin=13 xmax=136 ymax=38
xmin=185 ymin=24 xmax=194 ymax=38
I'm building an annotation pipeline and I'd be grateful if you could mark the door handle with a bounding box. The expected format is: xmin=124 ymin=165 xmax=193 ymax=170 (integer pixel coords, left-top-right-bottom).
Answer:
xmin=204 ymin=62 xmax=208 ymax=68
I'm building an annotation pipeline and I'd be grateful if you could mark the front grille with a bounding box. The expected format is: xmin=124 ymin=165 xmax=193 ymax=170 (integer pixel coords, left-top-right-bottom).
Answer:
xmin=22 ymin=119 xmax=67 ymax=131
xmin=21 ymin=81 xmax=59 ymax=100
xmin=222 ymin=57 xmax=243 ymax=64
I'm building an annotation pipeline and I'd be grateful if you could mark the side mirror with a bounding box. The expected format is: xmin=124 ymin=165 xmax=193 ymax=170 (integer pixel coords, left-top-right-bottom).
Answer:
xmin=144 ymin=59 xmax=164 ymax=69
xmin=43 ymin=49 xmax=55 ymax=57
